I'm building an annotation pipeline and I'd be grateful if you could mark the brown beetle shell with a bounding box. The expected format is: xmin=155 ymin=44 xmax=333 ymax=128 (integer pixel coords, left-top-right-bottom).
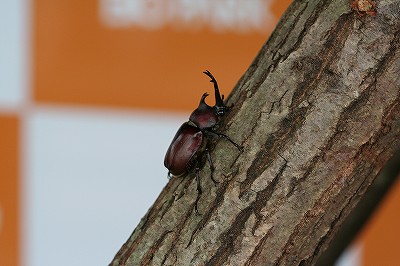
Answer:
xmin=164 ymin=122 xmax=204 ymax=176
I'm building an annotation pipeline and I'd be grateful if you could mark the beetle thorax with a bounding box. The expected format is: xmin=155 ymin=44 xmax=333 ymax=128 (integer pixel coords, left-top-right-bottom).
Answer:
xmin=189 ymin=109 xmax=218 ymax=129
xmin=189 ymin=92 xmax=219 ymax=129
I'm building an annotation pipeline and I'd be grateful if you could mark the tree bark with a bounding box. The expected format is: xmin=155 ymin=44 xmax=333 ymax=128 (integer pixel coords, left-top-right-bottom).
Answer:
xmin=111 ymin=0 xmax=400 ymax=265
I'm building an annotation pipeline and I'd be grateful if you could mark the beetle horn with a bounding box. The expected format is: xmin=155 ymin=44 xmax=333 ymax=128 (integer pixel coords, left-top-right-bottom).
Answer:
xmin=199 ymin=92 xmax=209 ymax=106
xmin=203 ymin=70 xmax=224 ymax=109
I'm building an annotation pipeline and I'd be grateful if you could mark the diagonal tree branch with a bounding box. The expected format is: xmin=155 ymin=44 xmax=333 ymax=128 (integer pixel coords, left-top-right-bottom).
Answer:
xmin=111 ymin=0 xmax=400 ymax=265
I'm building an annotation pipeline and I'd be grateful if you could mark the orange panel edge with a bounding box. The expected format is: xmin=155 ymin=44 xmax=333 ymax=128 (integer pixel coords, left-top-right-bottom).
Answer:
xmin=0 ymin=114 xmax=20 ymax=266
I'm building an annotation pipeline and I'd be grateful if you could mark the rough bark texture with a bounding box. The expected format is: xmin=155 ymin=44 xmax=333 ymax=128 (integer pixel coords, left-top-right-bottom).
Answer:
xmin=111 ymin=0 xmax=400 ymax=265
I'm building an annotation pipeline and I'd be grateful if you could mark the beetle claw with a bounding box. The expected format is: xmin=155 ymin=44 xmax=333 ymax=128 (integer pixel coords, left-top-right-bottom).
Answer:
xmin=195 ymin=204 xmax=201 ymax=215
xmin=194 ymin=192 xmax=201 ymax=215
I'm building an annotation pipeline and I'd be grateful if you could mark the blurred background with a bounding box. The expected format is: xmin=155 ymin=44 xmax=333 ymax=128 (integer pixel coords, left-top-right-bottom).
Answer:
xmin=0 ymin=0 xmax=399 ymax=265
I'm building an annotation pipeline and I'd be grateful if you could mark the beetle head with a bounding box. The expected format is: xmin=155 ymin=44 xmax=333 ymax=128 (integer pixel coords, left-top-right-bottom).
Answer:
xmin=213 ymin=94 xmax=227 ymax=116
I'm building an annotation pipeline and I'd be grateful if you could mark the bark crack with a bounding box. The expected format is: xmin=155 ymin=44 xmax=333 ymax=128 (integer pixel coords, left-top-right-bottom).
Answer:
xmin=252 ymin=160 xmax=288 ymax=235
xmin=186 ymin=180 xmax=230 ymax=248
xmin=240 ymin=105 xmax=308 ymax=198
xmin=207 ymin=161 xmax=287 ymax=265
xmin=139 ymin=230 xmax=173 ymax=266
xmin=160 ymin=206 xmax=195 ymax=265
xmin=244 ymin=227 xmax=274 ymax=266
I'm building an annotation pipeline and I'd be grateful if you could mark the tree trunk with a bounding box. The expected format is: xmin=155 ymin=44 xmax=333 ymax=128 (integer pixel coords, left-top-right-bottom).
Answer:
xmin=111 ymin=0 xmax=400 ymax=265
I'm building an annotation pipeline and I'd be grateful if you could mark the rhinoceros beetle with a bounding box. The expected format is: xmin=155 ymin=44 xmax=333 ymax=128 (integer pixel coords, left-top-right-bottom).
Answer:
xmin=164 ymin=70 xmax=242 ymax=214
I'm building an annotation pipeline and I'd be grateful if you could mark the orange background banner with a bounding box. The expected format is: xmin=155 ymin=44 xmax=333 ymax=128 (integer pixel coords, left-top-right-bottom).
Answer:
xmin=34 ymin=0 xmax=291 ymax=111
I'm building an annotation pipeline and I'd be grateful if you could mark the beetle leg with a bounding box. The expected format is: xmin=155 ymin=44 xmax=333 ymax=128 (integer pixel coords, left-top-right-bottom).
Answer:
xmin=206 ymin=130 xmax=244 ymax=152
xmin=194 ymin=167 xmax=202 ymax=215
xmin=205 ymin=148 xmax=218 ymax=185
